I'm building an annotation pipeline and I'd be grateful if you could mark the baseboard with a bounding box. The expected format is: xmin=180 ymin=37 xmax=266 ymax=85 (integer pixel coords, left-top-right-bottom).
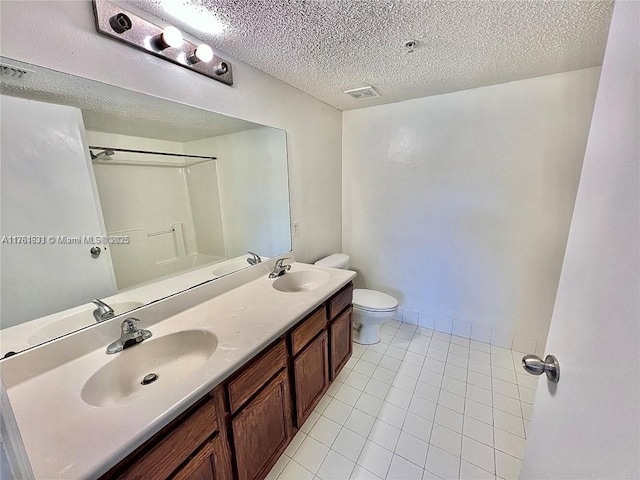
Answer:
xmin=394 ymin=307 xmax=546 ymax=357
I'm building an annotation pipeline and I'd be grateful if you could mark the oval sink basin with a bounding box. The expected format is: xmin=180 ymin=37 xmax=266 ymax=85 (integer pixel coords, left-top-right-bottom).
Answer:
xmin=27 ymin=301 xmax=144 ymax=346
xmin=272 ymin=270 xmax=330 ymax=293
xmin=212 ymin=256 xmax=251 ymax=277
xmin=81 ymin=329 xmax=217 ymax=408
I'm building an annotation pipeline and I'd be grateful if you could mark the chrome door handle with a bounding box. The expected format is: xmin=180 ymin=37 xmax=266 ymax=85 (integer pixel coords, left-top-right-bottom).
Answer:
xmin=522 ymin=354 xmax=560 ymax=383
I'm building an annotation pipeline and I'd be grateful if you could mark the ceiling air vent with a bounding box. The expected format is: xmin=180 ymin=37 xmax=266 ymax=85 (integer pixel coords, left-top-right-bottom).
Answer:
xmin=0 ymin=63 xmax=32 ymax=80
xmin=343 ymin=86 xmax=380 ymax=100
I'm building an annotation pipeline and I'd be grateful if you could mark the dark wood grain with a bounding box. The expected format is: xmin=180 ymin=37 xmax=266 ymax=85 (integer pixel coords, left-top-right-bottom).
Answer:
xmin=290 ymin=305 xmax=327 ymax=355
xmin=231 ymin=370 xmax=293 ymax=480
xmin=329 ymin=283 xmax=353 ymax=320
xmin=227 ymin=339 xmax=287 ymax=414
xmin=172 ymin=439 xmax=217 ymax=480
xmin=293 ymin=330 xmax=330 ymax=427
xmin=330 ymin=306 xmax=353 ymax=380
xmin=116 ymin=399 xmax=218 ymax=480
xmin=211 ymin=386 xmax=234 ymax=480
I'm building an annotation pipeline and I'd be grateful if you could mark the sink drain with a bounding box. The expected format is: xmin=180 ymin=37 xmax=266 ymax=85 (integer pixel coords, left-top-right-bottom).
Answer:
xmin=141 ymin=373 xmax=158 ymax=385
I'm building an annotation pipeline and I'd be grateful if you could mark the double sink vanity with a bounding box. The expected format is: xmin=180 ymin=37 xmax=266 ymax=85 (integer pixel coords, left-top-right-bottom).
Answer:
xmin=0 ymin=56 xmax=343 ymax=480
xmin=2 ymin=259 xmax=356 ymax=479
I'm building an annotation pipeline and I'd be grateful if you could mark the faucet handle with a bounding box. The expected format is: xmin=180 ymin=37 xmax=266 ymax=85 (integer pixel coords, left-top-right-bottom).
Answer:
xmin=121 ymin=317 xmax=140 ymax=334
xmin=92 ymin=298 xmax=113 ymax=312
xmin=275 ymin=257 xmax=292 ymax=268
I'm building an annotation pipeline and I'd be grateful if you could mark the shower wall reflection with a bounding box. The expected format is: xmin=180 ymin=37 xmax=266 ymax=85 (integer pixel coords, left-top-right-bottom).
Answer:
xmin=89 ymin=131 xmax=227 ymax=289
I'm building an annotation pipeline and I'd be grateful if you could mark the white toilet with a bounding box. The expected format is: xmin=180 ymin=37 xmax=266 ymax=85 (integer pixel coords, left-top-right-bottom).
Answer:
xmin=314 ymin=254 xmax=398 ymax=345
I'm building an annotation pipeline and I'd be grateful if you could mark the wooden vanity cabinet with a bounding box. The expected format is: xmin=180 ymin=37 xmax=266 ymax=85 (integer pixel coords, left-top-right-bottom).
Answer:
xmin=103 ymin=282 xmax=353 ymax=480
xmin=100 ymin=386 xmax=232 ymax=480
xmin=226 ymin=339 xmax=293 ymax=480
xmin=172 ymin=435 xmax=228 ymax=480
xmin=231 ymin=369 xmax=293 ymax=480
xmin=330 ymin=305 xmax=353 ymax=380
xmin=226 ymin=340 xmax=288 ymax=414
xmin=328 ymin=283 xmax=354 ymax=380
xmin=293 ymin=330 xmax=330 ymax=426
xmin=288 ymin=305 xmax=330 ymax=427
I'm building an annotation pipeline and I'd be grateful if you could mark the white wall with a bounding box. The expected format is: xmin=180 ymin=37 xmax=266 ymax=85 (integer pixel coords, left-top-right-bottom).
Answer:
xmin=342 ymin=68 xmax=601 ymax=351
xmin=185 ymin=161 xmax=226 ymax=258
xmin=186 ymin=128 xmax=291 ymax=259
xmin=0 ymin=0 xmax=342 ymax=263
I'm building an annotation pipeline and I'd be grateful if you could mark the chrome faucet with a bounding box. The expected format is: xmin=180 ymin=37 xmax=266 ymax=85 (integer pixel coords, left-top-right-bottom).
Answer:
xmin=247 ymin=251 xmax=262 ymax=265
xmin=92 ymin=299 xmax=115 ymax=323
xmin=106 ymin=318 xmax=152 ymax=354
xmin=269 ymin=258 xmax=292 ymax=278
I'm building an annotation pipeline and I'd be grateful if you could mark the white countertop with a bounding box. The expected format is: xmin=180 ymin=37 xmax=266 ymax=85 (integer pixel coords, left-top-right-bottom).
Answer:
xmin=4 ymin=262 xmax=356 ymax=479
xmin=0 ymin=254 xmax=261 ymax=356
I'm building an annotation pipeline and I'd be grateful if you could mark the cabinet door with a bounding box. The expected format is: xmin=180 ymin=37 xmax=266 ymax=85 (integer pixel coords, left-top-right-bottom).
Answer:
xmin=172 ymin=439 xmax=216 ymax=480
xmin=293 ymin=330 xmax=330 ymax=427
xmin=231 ymin=369 xmax=293 ymax=480
xmin=172 ymin=435 xmax=229 ymax=480
xmin=112 ymin=399 xmax=219 ymax=480
xmin=330 ymin=306 xmax=353 ymax=380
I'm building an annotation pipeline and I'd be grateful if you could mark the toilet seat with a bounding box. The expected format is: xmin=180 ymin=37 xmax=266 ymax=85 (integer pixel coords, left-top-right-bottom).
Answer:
xmin=353 ymin=289 xmax=398 ymax=313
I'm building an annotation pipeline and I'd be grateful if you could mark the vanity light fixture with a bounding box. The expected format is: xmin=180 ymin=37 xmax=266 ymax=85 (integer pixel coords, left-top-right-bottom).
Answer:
xmin=154 ymin=26 xmax=184 ymax=50
xmin=214 ymin=61 xmax=229 ymax=75
xmin=109 ymin=13 xmax=132 ymax=34
xmin=92 ymin=0 xmax=233 ymax=85
xmin=188 ymin=44 xmax=214 ymax=64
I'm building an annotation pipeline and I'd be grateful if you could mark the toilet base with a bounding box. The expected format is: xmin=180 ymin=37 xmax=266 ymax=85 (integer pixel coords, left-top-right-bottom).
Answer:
xmin=352 ymin=305 xmax=398 ymax=346
xmin=353 ymin=323 xmax=381 ymax=345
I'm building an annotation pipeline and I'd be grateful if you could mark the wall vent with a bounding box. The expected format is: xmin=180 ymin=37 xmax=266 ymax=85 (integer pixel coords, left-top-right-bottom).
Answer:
xmin=343 ymin=86 xmax=380 ymax=99
xmin=0 ymin=63 xmax=32 ymax=80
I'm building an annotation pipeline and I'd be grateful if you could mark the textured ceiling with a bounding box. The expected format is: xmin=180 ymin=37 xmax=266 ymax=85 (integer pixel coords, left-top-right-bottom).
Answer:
xmin=132 ymin=0 xmax=614 ymax=111
xmin=0 ymin=58 xmax=261 ymax=142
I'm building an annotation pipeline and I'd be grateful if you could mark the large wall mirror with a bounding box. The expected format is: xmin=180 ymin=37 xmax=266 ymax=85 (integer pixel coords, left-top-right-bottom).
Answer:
xmin=0 ymin=57 xmax=291 ymax=356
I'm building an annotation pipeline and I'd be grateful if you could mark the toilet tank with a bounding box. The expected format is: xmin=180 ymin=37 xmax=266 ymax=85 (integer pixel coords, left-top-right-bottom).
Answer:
xmin=314 ymin=253 xmax=350 ymax=269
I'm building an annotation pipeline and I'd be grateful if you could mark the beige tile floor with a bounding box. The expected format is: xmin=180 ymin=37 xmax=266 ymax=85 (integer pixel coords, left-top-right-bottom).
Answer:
xmin=266 ymin=320 xmax=537 ymax=480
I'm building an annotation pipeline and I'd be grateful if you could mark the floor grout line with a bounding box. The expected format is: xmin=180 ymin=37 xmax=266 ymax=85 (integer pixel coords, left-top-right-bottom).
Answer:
xmin=276 ymin=320 xmax=532 ymax=480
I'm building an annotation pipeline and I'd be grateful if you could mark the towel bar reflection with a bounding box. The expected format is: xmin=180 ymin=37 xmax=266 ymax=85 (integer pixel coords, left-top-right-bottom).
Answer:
xmin=146 ymin=228 xmax=175 ymax=238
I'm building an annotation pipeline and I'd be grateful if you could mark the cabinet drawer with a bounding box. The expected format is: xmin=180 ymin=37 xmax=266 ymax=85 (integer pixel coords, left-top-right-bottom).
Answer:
xmin=291 ymin=305 xmax=327 ymax=356
xmin=227 ymin=339 xmax=287 ymax=414
xmin=329 ymin=283 xmax=353 ymax=320
xmin=117 ymin=398 xmax=218 ymax=480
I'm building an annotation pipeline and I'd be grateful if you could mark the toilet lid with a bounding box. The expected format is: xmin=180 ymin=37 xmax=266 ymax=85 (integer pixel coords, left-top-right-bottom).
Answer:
xmin=353 ymin=289 xmax=398 ymax=312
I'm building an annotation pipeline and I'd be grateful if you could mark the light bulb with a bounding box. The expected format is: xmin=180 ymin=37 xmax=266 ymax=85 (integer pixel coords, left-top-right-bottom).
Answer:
xmin=154 ymin=26 xmax=183 ymax=50
xmin=188 ymin=44 xmax=214 ymax=64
